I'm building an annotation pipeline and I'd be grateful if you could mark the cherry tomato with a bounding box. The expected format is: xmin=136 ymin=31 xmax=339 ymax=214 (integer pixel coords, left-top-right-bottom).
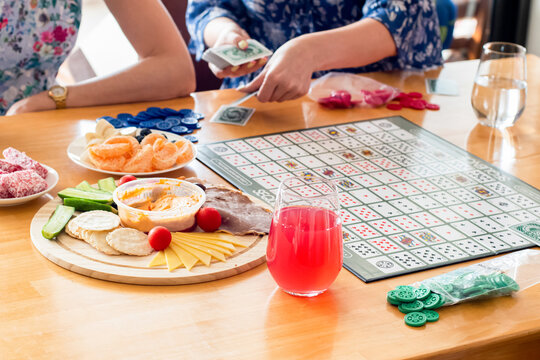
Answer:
xmin=118 ymin=175 xmax=137 ymax=186
xmin=148 ymin=226 xmax=172 ymax=251
xmin=196 ymin=207 xmax=222 ymax=232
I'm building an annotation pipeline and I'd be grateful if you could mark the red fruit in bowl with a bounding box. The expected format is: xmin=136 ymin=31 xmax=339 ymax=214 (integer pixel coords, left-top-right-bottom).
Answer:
xmin=148 ymin=226 xmax=172 ymax=251
xmin=118 ymin=175 xmax=137 ymax=186
xmin=196 ymin=207 xmax=222 ymax=232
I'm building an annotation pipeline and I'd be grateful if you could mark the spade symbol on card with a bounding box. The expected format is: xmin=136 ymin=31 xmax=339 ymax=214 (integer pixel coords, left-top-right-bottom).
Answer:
xmin=210 ymin=105 xmax=255 ymax=126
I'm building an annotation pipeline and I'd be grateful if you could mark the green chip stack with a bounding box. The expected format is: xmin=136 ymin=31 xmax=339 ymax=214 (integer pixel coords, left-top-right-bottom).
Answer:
xmin=387 ymin=285 xmax=445 ymax=327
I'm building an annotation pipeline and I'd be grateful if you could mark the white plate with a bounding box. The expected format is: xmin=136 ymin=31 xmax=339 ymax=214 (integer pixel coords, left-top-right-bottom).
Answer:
xmin=66 ymin=130 xmax=196 ymax=176
xmin=0 ymin=165 xmax=59 ymax=206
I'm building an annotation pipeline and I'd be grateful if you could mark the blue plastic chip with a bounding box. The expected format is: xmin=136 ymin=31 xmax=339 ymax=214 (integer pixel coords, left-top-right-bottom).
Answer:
xmin=193 ymin=112 xmax=205 ymax=120
xmin=178 ymin=109 xmax=194 ymax=117
xmin=171 ymin=126 xmax=189 ymax=134
xmin=181 ymin=117 xmax=198 ymax=129
xmin=139 ymin=120 xmax=159 ymax=128
xmin=156 ymin=120 xmax=173 ymax=130
xmin=117 ymin=113 xmax=134 ymax=120
xmin=164 ymin=116 xmax=182 ymax=127
xmin=184 ymin=135 xmax=198 ymax=143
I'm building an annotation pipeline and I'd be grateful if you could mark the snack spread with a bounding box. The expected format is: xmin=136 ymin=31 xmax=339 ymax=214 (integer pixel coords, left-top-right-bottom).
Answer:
xmin=0 ymin=147 xmax=49 ymax=199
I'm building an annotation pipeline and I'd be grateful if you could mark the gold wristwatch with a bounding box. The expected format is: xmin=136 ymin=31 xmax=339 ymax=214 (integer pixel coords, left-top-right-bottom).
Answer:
xmin=48 ymin=85 xmax=68 ymax=109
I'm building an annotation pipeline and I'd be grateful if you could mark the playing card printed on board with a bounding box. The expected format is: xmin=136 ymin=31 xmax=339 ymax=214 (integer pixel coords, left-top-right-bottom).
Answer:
xmin=296 ymin=155 xmax=326 ymax=168
xmin=389 ymin=141 xmax=416 ymax=153
xmin=366 ymin=256 xmax=405 ymax=274
xmin=390 ymin=129 xmax=416 ymax=140
xmin=389 ymin=216 xmax=423 ymax=231
xmin=318 ymin=139 xmax=346 ymax=152
xmin=507 ymin=194 xmax=539 ymax=209
xmin=273 ymin=173 xmax=303 ymax=186
xmin=293 ymin=170 xmax=318 ymax=183
xmin=389 ymin=168 xmax=419 ymax=181
xmin=489 ymin=213 xmax=521 ymax=227
xmin=447 ymin=187 xmax=480 ymax=202
xmin=468 ymin=201 xmax=502 ymax=216
xmin=242 ymin=151 xmax=271 ymax=163
xmin=334 ymin=164 xmax=362 ymax=176
xmin=473 ymin=235 xmax=512 ymax=252
xmin=465 ymin=157 xmax=489 ymax=170
xmin=431 ymin=243 xmax=469 ymax=260
xmin=347 ymin=223 xmax=381 ymax=239
xmin=369 ymin=186 xmax=402 ymax=200
xmin=208 ymin=143 xmax=235 ymax=155
xmin=369 ymin=202 xmax=403 ymax=218
xmin=453 ymin=239 xmax=491 ymax=256
xmin=485 ymin=182 xmax=517 ymax=196
xmin=222 ymin=154 xmax=250 ymax=166
xmin=351 ymin=174 xmax=382 ymax=188
xmin=283 ymin=131 xmax=311 ymax=144
xmin=493 ymin=230 xmax=533 ymax=247
xmin=292 ymin=185 xmax=322 ymax=198
xmin=430 ymin=208 xmax=464 ymax=222
xmin=388 ymin=198 xmax=423 ymax=213
xmin=448 ymin=173 xmax=477 ymax=186
xmin=409 ymin=179 xmax=440 ymax=193
xmin=411 ymin=230 xmax=446 ymax=244
xmin=450 ymin=221 xmax=486 ymax=237
xmin=350 ymin=189 xmax=383 ymax=204
xmin=335 ymin=178 xmax=362 ymax=191
xmin=349 ymin=206 xmax=383 ymax=221
xmin=260 ymin=148 xmax=289 ymax=160
xmin=319 ymin=126 xmax=347 ymax=138
xmin=389 ymin=252 xmax=426 ymax=269
xmin=482 ymin=168 xmax=509 ymax=182
xmin=470 ymin=217 xmax=505 ymax=232
xmin=428 ymin=191 xmax=461 ymax=206
xmin=276 ymin=159 xmax=305 ymax=171
xmin=335 ymin=150 xmax=361 ymax=161
xmin=427 ymin=175 xmax=459 ymax=190
xmin=373 ymin=144 xmax=402 ymax=157
xmin=409 ymin=194 xmax=442 ymax=209
xmin=318 ymin=152 xmax=348 ymax=167
xmin=263 ymin=134 xmax=292 ymax=147
xmin=448 ymin=204 xmax=483 ymax=219
xmin=372 ymin=119 xmax=400 ymax=130
xmin=299 ymin=142 xmax=327 ymax=155
xmin=258 ymin=161 xmax=287 ymax=174
xmin=509 ymin=210 xmax=537 ymax=222
xmin=530 ymin=207 xmax=540 ymax=217
xmin=431 ymin=225 xmax=467 ymax=241
xmin=311 ymin=182 xmax=335 ymax=195
xmin=356 ymin=134 xmax=381 ymax=146
xmin=368 ymin=219 xmax=402 ymax=235
xmin=371 ymin=171 xmax=401 ymax=184
xmin=369 ymin=237 xmax=403 ymax=253
xmin=355 ymin=147 xmax=381 ymax=159
xmin=409 ymin=212 xmax=444 ymax=227
xmin=469 ymin=185 xmax=495 ymax=198
xmin=425 ymin=148 xmax=454 ymax=162
xmin=337 ymin=124 xmax=363 ymax=135
xmin=226 ymin=140 xmax=254 ymax=153
xmin=245 ymin=137 xmax=273 ymax=150
xmin=237 ymin=164 xmax=267 ymax=178
xmin=253 ymin=176 xmax=281 ymax=189
xmin=302 ymin=129 xmax=329 ymax=141
xmin=410 ymin=248 xmax=448 ymax=265
xmin=406 ymin=165 xmax=439 ymax=178
xmin=342 ymin=228 xmax=361 ymax=242
xmin=335 ymin=136 xmax=363 ymax=149
xmin=407 ymin=138 xmax=432 ymax=150
xmin=371 ymin=131 xmax=399 ymax=143
xmin=389 ymin=154 xmax=418 ymax=167
xmin=281 ymin=145 xmax=310 ymax=157
xmin=354 ymin=122 xmax=380 ymax=133
xmin=346 ymin=242 xmax=382 ymax=258
xmin=446 ymin=159 xmax=474 ymax=172
xmin=352 ymin=160 xmax=381 ymax=173
xmin=465 ymin=169 xmax=494 ymax=183
xmin=428 ymin=162 xmax=456 ymax=175
xmin=313 ymin=167 xmax=342 ymax=180
xmin=406 ymin=152 xmax=434 ymax=164
xmin=339 ymin=192 xmax=362 ymax=208
xmin=389 ymin=182 xmax=421 ymax=196
xmin=340 ymin=209 xmax=363 ymax=225
xmin=370 ymin=157 xmax=400 ymax=170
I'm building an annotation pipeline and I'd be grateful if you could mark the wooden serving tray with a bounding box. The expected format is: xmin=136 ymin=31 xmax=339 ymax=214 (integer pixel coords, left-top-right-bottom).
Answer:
xmin=30 ymin=199 xmax=267 ymax=285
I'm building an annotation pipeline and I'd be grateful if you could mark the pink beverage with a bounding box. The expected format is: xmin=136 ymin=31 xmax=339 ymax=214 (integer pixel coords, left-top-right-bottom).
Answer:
xmin=267 ymin=206 xmax=343 ymax=296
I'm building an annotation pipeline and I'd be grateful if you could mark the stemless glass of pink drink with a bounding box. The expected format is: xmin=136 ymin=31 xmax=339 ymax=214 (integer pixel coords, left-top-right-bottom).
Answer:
xmin=267 ymin=176 xmax=342 ymax=297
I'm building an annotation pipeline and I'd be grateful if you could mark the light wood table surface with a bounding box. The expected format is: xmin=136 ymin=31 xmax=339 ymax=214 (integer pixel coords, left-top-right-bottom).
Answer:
xmin=1 ymin=56 xmax=540 ymax=360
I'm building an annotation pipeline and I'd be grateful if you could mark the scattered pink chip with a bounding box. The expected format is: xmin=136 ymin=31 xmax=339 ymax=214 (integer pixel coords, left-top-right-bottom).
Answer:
xmin=386 ymin=103 xmax=403 ymax=110
xmin=4 ymin=170 xmax=48 ymax=198
xmin=408 ymin=92 xmax=423 ymax=98
xmin=426 ymin=103 xmax=440 ymax=110
xmin=409 ymin=100 xmax=426 ymax=110
xmin=0 ymin=174 xmax=12 ymax=199
xmin=0 ymin=159 xmax=23 ymax=174
xmin=2 ymin=147 xmax=48 ymax=179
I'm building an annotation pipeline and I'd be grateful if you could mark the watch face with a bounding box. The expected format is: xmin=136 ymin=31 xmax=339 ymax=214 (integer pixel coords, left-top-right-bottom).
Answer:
xmin=51 ymin=86 xmax=65 ymax=96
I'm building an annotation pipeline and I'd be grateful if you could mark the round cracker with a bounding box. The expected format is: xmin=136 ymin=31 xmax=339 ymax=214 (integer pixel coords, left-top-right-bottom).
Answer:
xmin=85 ymin=230 xmax=123 ymax=255
xmin=73 ymin=210 xmax=120 ymax=232
xmin=106 ymin=228 xmax=153 ymax=256
xmin=65 ymin=218 xmax=83 ymax=239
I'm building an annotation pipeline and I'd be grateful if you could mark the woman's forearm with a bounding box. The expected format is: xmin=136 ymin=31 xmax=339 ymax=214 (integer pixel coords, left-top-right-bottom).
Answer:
xmin=203 ymin=17 xmax=245 ymax=48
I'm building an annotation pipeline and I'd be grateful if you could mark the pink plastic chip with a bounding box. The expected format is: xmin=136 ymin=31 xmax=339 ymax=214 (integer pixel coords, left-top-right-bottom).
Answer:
xmin=426 ymin=103 xmax=440 ymax=110
xmin=408 ymin=92 xmax=423 ymax=99
xmin=386 ymin=103 xmax=403 ymax=111
xmin=2 ymin=147 xmax=48 ymax=179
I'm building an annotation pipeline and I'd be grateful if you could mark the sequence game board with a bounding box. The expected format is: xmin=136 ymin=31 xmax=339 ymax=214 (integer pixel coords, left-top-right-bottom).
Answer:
xmin=196 ymin=116 xmax=540 ymax=282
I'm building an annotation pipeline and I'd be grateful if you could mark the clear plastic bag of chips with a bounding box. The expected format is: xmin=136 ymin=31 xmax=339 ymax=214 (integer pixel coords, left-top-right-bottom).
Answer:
xmin=411 ymin=249 xmax=540 ymax=306
xmin=308 ymin=72 xmax=399 ymax=109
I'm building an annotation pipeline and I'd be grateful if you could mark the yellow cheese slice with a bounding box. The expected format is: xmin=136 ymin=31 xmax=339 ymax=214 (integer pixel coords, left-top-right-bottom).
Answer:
xmin=176 ymin=236 xmax=236 ymax=252
xmin=176 ymin=232 xmax=249 ymax=247
xmin=174 ymin=237 xmax=233 ymax=255
xmin=148 ymin=250 xmax=166 ymax=267
xmin=176 ymin=242 xmax=211 ymax=266
xmin=170 ymin=243 xmax=198 ymax=271
xmin=176 ymin=240 xmax=227 ymax=262
xmin=164 ymin=247 xmax=183 ymax=272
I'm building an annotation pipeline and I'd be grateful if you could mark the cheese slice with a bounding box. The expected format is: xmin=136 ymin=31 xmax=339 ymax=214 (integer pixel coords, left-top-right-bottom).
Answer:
xmin=164 ymin=247 xmax=183 ymax=271
xmin=176 ymin=240 xmax=227 ymax=262
xmin=176 ymin=242 xmax=212 ymax=266
xmin=174 ymin=232 xmax=249 ymax=247
xmin=148 ymin=250 xmax=166 ymax=267
xmin=170 ymin=243 xmax=198 ymax=271
xmin=174 ymin=237 xmax=233 ymax=255
xmin=173 ymin=234 xmax=236 ymax=251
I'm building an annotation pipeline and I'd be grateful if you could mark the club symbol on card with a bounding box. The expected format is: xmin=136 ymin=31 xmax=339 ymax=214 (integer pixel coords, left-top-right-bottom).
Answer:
xmin=416 ymin=231 xmax=438 ymax=243
xmin=298 ymin=171 xmax=316 ymax=182
xmin=338 ymin=179 xmax=355 ymax=189
xmin=473 ymin=186 xmax=493 ymax=197
xmin=396 ymin=235 xmax=416 ymax=247
xmin=375 ymin=260 xmax=394 ymax=269
xmin=283 ymin=160 xmax=300 ymax=170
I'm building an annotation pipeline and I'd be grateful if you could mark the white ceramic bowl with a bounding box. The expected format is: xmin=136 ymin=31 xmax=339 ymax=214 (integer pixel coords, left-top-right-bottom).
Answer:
xmin=0 ymin=165 xmax=59 ymax=206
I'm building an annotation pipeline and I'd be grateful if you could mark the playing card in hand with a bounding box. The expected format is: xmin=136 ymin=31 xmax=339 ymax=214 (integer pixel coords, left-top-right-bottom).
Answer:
xmin=203 ymin=39 xmax=273 ymax=69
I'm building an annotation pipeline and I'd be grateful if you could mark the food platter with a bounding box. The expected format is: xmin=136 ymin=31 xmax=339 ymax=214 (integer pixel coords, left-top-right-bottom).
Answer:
xmin=66 ymin=129 xmax=196 ymax=176
xmin=0 ymin=164 xmax=59 ymax=206
xmin=30 ymin=197 xmax=268 ymax=285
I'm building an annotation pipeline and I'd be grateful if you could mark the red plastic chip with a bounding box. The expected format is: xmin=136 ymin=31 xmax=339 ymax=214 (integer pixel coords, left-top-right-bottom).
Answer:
xmin=386 ymin=103 xmax=403 ymax=110
xmin=407 ymin=92 xmax=423 ymax=99
xmin=409 ymin=100 xmax=426 ymax=110
xmin=426 ymin=103 xmax=440 ymax=110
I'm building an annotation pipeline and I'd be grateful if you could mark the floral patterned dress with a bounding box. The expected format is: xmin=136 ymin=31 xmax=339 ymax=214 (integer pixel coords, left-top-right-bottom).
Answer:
xmin=187 ymin=0 xmax=444 ymax=89
xmin=0 ymin=0 xmax=81 ymax=115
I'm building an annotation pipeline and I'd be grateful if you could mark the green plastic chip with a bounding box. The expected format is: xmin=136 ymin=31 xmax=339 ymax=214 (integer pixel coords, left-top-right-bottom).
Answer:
xmin=421 ymin=309 xmax=439 ymax=322
xmin=387 ymin=290 xmax=401 ymax=306
xmin=395 ymin=289 xmax=416 ymax=303
xmin=404 ymin=312 xmax=427 ymax=327
xmin=398 ymin=300 xmax=424 ymax=314
xmin=415 ymin=287 xmax=431 ymax=300
xmin=395 ymin=285 xmax=415 ymax=292
xmin=422 ymin=293 xmax=442 ymax=309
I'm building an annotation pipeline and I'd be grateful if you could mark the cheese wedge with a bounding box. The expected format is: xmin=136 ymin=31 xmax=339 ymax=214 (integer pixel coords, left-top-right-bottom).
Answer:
xmin=170 ymin=243 xmax=198 ymax=271
xmin=148 ymin=250 xmax=166 ymax=267
xmin=164 ymin=247 xmax=183 ymax=271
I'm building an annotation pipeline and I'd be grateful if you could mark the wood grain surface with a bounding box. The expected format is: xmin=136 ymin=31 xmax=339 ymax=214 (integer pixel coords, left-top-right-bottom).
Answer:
xmin=1 ymin=57 xmax=540 ymax=360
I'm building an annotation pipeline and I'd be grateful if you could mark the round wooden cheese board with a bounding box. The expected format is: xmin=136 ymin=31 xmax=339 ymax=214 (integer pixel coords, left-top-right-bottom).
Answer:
xmin=30 ymin=198 xmax=268 ymax=285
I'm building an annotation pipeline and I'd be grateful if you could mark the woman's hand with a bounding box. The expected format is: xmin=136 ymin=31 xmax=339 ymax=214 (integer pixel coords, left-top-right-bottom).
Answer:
xmin=238 ymin=37 xmax=315 ymax=102
xmin=6 ymin=91 xmax=55 ymax=115
xmin=204 ymin=18 xmax=267 ymax=79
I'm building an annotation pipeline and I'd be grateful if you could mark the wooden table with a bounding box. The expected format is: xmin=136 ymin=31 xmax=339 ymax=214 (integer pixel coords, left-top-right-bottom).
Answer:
xmin=1 ymin=56 xmax=540 ymax=360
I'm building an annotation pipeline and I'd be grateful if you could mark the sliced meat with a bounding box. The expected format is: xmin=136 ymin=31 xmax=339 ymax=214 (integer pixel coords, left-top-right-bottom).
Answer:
xmin=203 ymin=186 xmax=272 ymax=235
xmin=2 ymin=147 xmax=48 ymax=179
xmin=0 ymin=174 xmax=12 ymax=199
xmin=0 ymin=159 xmax=23 ymax=174
xmin=4 ymin=170 xmax=48 ymax=198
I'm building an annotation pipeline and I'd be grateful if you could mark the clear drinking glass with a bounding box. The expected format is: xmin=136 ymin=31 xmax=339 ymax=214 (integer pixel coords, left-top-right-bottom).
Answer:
xmin=471 ymin=42 xmax=527 ymax=128
xmin=266 ymin=176 xmax=343 ymax=297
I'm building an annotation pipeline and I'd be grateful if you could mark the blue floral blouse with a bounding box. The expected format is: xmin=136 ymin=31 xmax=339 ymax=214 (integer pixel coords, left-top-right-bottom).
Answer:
xmin=187 ymin=0 xmax=444 ymax=89
xmin=0 ymin=0 xmax=81 ymax=115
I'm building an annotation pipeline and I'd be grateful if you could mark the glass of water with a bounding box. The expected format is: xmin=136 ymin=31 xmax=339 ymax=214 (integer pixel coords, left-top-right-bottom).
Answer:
xmin=471 ymin=42 xmax=527 ymax=128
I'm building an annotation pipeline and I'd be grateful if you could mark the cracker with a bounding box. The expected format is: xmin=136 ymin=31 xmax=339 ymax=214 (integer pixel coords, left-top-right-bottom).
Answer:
xmin=85 ymin=230 xmax=123 ymax=255
xmin=73 ymin=210 xmax=120 ymax=231
xmin=106 ymin=228 xmax=153 ymax=256
xmin=65 ymin=218 xmax=83 ymax=239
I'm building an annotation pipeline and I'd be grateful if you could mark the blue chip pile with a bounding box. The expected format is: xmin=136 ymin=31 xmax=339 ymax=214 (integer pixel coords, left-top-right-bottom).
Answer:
xmin=99 ymin=107 xmax=204 ymax=140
